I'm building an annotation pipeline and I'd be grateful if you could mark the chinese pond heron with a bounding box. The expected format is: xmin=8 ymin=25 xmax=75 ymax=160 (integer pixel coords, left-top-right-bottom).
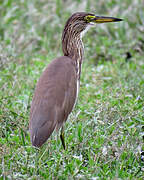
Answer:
xmin=29 ymin=12 xmax=122 ymax=149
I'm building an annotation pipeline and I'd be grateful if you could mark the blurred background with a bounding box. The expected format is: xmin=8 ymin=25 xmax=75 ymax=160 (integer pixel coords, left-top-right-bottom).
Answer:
xmin=0 ymin=0 xmax=143 ymax=65
xmin=0 ymin=0 xmax=144 ymax=179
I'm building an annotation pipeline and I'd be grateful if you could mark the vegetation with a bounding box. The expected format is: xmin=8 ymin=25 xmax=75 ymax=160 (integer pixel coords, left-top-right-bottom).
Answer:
xmin=0 ymin=0 xmax=144 ymax=179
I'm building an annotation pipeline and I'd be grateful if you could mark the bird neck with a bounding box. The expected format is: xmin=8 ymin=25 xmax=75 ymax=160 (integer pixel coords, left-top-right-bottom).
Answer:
xmin=62 ymin=30 xmax=84 ymax=80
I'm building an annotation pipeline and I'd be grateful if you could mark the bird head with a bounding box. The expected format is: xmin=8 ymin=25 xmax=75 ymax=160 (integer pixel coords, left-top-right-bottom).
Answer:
xmin=64 ymin=12 xmax=123 ymax=36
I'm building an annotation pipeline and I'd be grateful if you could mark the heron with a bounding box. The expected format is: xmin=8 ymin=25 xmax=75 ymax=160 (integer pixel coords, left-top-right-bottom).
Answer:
xmin=29 ymin=12 xmax=122 ymax=149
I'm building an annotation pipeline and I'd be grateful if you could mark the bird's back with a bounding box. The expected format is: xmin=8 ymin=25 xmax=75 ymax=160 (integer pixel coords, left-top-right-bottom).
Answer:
xmin=29 ymin=56 xmax=77 ymax=147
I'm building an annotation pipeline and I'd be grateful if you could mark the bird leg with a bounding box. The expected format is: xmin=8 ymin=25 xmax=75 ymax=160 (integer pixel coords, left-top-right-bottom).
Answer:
xmin=60 ymin=126 xmax=65 ymax=150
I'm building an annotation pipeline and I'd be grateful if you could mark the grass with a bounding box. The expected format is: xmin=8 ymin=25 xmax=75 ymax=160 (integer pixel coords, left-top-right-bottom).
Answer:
xmin=0 ymin=0 xmax=144 ymax=179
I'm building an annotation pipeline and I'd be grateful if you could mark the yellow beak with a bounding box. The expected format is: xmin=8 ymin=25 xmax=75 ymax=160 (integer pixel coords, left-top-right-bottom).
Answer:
xmin=92 ymin=16 xmax=123 ymax=23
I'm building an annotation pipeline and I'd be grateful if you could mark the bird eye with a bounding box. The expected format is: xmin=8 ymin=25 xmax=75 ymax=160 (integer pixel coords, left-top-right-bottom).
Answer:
xmin=84 ymin=15 xmax=95 ymax=22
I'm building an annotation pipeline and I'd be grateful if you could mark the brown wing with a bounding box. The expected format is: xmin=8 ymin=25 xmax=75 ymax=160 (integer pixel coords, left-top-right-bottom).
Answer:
xmin=29 ymin=56 xmax=77 ymax=147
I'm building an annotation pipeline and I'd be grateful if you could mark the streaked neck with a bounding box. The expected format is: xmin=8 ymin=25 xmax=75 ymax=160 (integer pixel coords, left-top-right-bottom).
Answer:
xmin=62 ymin=29 xmax=84 ymax=79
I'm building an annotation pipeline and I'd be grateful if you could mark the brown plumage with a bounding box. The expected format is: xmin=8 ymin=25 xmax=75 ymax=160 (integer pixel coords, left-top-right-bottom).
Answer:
xmin=29 ymin=12 xmax=122 ymax=148
xmin=29 ymin=56 xmax=77 ymax=147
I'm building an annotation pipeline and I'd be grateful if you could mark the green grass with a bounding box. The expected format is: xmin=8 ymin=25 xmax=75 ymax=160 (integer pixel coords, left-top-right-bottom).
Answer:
xmin=0 ymin=0 xmax=144 ymax=179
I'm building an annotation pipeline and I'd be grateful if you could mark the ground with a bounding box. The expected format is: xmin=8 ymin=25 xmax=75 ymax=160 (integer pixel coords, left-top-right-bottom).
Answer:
xmin=0 ymin=0 xmax=144 ymax=179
